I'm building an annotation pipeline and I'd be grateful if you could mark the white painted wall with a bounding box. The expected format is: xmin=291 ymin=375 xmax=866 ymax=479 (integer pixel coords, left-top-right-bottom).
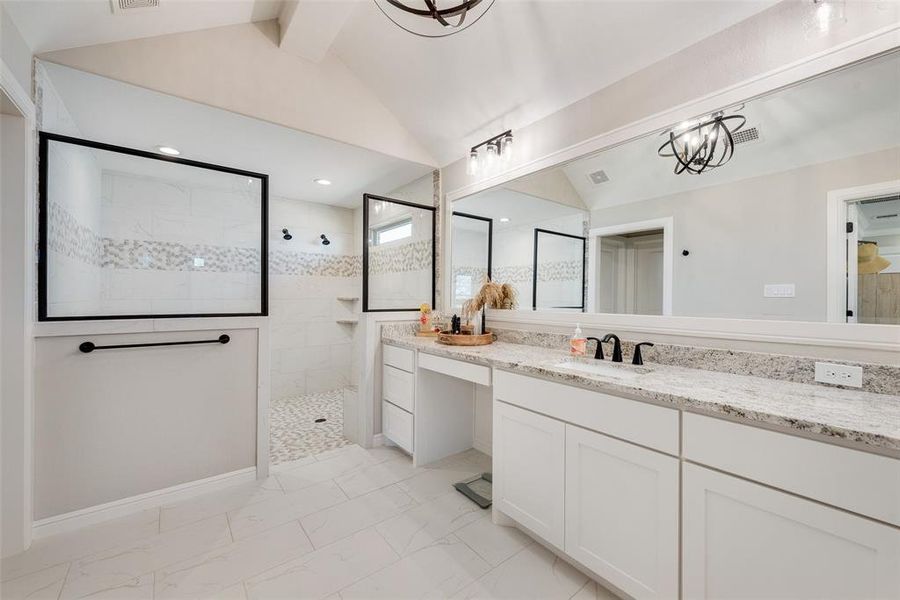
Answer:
xmin=590 ymin=148 xmax=900 ymax=321
xmin=1 ymin=110 xmax=31 ymax=556
xmin=39 ymin=20 xmax=436 ymax=167
xmin=442 ymin=1 xmax=900 ymax=192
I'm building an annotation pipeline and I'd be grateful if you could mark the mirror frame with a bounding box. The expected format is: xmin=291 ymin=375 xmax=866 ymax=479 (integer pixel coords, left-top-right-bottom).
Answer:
xmin=37 ymin=131 xmax=269 ymax=321
xmin=362 ymin=193 xmax=436 ymax=313
xmin=532 ymin=228 xmax=586 ymax=311
xmin=451 ymin=211 xmax=493 ymax=311
xmin=441 ymin=35 xmax=900 ymax=356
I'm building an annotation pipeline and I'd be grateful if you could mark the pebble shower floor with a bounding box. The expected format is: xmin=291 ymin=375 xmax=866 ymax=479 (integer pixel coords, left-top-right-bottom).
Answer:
xmin=269 ymin=388 xmax=352 ymax=464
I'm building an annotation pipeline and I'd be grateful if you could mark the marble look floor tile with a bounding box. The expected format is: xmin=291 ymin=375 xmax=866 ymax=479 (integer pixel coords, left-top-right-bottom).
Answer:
xmin=397 ymin=467 xmax=481 ymax=503
xmin=434 ymin=449 xmax=493 ymax=475
xmin=154 ymin=521 xmax=313 ymax=600
xmin=276 ymin=451 xmax=380 ymax=493
xmin=571 ymin=580 xmax=622 ymax=600
xmin=0 ymin=563 xmax=68 ymax=600
xmin=244 ymin=528 xmax=398 ymax=600
xmin=300 ymin=485 xmax=416 ymax=549
xmin=218 ymin=582 xmax=249 ymax=600
xmin=0 ymin=509 xmax=160 ymax=582
xmin=453 ymin=518 xmax=533 ymax=567
xmin=339 ymin=535 xmax=491 ymax=600
xmin=159 ymin=479 xmax=284 ymax=532
xmin=227 ymin=481 xmax=348 ymax=541
xmin=69 ymin=573 xmax=154 ymax=600
xmin=452 ymin=544 xmax=588 ymax=600
xmin=376 ymin=491 xmax=486 ymax=556
xmin=60 ymin=515 xmax=231 ymax=600
xmin=333 ymin=458 xmax=423 ymax=498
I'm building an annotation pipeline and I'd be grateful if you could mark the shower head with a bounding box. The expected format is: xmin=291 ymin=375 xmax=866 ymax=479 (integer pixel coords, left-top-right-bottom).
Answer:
xmin=320 ymin=234 xmax=330 ymax=246
xmin=282 ymin=228 xmax=292 ymax=241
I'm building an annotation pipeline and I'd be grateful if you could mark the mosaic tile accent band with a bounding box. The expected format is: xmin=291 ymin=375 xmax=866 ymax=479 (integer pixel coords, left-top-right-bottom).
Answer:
xmin=368 ymin=239 xmax=433 ymax=275
xmin=269 ymin=249 xmax=361 ymax=277
xmin=47 ymin=201 xmax=103 ymax=267
xmin=491 ymin=260 xmax=583 ymax=283
xmin=49 ymin=201 xmax=367 ymax=277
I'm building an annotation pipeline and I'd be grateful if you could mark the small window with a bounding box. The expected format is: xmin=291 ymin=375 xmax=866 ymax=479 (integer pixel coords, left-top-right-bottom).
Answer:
xmin=374 ymin=218 xmax=412 ymax=245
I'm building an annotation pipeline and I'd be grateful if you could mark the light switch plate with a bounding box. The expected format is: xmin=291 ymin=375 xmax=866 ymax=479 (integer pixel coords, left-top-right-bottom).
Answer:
xmin=815 ymin=362 xmax=863 ymax=388
xmin=764 ymin=284 xmax=795 ymax=298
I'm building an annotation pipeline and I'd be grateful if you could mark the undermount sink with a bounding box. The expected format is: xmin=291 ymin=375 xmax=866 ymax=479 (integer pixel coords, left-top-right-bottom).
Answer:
xmin=553 ymin=360 xmax=649 ymax=380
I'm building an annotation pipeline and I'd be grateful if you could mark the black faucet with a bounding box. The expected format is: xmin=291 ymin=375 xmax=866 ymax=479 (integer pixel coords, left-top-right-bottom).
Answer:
xmin=586 ymin=337 xmax=604 ymax=360
xmin=601 ymin=334 xmax=623 ymax=362
xmin=632 ymin=342 xmax=655 ymax=365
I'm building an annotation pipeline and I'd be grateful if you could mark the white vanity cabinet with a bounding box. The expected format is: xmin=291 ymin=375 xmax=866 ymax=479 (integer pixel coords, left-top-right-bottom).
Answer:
xmin=381 ymin=344 xmax=415 ymax=453
xmin=565 ymin=424 xmax=679 ymax=599
xmin=683 ymin=463 xmax=900 ymax=599
xmin=493 ymin=370 xmax=680 ymax=599
xmin=493 ymin=400 xmax=566 ymax=549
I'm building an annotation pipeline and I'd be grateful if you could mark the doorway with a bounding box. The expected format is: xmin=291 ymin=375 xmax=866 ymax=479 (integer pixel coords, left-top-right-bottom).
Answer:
xmin=588 ymin=217 xmax=673 ymax=315
xmin=846 ymin=195 xmax=900 ymax=324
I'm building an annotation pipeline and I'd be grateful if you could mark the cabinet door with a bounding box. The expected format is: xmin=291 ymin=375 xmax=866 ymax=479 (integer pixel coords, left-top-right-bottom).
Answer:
xmin=493 ymin=400 xmax=565 ymax=549
xmin=565 ymin=424 xmax=678 ymax=599
xmin=683 ymin=463 xmax=900 ymax=600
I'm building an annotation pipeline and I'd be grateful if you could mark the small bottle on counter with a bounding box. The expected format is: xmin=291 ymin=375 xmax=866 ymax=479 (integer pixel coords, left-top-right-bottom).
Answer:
xmin=570 ymin=323 xmax=587 ymax=356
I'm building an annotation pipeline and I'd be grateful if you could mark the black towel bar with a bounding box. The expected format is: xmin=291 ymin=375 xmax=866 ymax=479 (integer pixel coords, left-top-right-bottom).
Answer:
xmin=79 ymin=334 xmax=230 ymax=353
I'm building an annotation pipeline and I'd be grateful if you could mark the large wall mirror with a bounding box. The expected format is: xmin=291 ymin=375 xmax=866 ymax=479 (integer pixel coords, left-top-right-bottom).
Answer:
xmin=39 ymin=133 xmax=267 ymax=320
xmin=363 ymin=193 xmax=435 ymax=312
xmin=451 ymin=50 xmax=900 ymax=325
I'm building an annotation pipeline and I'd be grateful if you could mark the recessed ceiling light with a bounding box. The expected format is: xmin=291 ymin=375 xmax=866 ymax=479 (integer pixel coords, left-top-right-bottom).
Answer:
xmin=313 ymin=178 xmax=332 ymax=186
xmin=156 ymin=145 xmax=180 ymax=156
xmin=499 ymin=217 xmax=510 ymax=223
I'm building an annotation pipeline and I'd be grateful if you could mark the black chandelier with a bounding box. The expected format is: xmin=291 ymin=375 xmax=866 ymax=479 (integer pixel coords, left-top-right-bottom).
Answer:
xmin=374 ymin=0 xmax=495 ymax=38
xmin=657 ymin=109 xmax=746 ymax=175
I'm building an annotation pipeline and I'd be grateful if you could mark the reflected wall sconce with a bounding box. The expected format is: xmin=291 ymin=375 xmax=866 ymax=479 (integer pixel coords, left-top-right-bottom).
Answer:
xmin=320 ymin=234 xmax=331 ymax=246
xmin=282 ymin=228 xmax=292 ymax=240
xmin=467 ymin=130 xmax=513 ymax=176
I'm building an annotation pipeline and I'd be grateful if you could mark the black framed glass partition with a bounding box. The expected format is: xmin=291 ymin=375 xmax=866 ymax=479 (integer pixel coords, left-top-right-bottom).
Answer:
xmin=451 ymin=212 xmax=492 ymax=310
xmin=363 ymin=193 xmax=436 ymax=312
xmin=38 ymin=132 xmax=268 ymax=321
xmin=533 ymin=228 xmax=586 ymax=310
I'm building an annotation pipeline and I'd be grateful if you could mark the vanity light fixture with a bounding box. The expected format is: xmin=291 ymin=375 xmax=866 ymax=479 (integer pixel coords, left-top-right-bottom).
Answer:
xmin=156 ymin=145 xmax=180 ymax=156
xmin=313 ymin=178 xmax=332 ymax=186
xmin=467 ymin=130 xmax=513 ymax=176
xmin=374 ymin=0 xmax=495 ymax=38
xmin=658 ymin=108 xmax=746 ymax=175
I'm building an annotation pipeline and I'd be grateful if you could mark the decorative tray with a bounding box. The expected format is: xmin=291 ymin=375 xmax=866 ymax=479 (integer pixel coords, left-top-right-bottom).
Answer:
xmin=436 ymin=330 xmax=495 ymax=346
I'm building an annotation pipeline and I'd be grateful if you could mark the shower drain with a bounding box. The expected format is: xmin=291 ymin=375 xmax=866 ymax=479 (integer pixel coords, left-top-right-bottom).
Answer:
xmin=314 ymin=418 xmax=327 ymax=423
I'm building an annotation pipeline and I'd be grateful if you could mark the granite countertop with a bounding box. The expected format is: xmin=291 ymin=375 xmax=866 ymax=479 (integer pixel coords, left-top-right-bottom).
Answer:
xmin=383 ymin=334 xmax=900 ymax=453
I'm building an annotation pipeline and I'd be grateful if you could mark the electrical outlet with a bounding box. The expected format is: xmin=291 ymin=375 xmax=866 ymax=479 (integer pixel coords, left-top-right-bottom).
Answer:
xmin=814 ymin=362 xmax=863 ymax=388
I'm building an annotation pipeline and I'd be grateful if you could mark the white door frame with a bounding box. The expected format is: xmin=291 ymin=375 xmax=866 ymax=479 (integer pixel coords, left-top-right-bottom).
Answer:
xmin=826 ymin=180 xmax=900 ymax=323
xmin=1 ymin=59 xmax=37 ymax=556
xmin=588 ymin=217 xmax=673 ymax=316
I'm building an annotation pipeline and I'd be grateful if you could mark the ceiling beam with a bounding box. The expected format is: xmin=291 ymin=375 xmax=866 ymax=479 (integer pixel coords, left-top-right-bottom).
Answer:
xmin=278 ymin=0 xmax=356 ymax=64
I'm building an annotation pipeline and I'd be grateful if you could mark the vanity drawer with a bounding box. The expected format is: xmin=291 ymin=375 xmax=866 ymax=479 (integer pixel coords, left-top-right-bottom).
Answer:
xmin=418 ymin=352 xmax=491 ymax=386
xmin=683 ymin=412 xmax=900 ymax=526
xmin=494 ymin=370 xmax=679 ymax=455
xmin=383 ymin=364 xmax=414 ymax=413
xmin=383 ymin=344 xmax=415 ymax=373
xmin=382 ymin=400 xmax=413 ymax=453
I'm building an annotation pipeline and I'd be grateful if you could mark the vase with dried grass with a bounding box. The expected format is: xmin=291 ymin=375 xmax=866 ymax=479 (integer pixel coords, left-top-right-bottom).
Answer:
xmin=438 ymin=279 xmax=518 ymax=346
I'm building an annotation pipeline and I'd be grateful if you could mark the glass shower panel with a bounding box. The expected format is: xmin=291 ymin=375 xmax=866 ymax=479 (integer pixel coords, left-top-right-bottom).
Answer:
xmin=41 ymin=135 xmax=266 ymax=319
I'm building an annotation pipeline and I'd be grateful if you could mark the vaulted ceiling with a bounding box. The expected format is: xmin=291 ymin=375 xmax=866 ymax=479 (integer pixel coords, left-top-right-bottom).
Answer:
xmin=5 ymin=0 xmax=778 ymax=166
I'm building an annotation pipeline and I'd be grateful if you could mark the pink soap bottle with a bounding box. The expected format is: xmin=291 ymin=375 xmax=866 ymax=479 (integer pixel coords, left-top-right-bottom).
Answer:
xmin=570 ymin=323 xmax=587 ymax=356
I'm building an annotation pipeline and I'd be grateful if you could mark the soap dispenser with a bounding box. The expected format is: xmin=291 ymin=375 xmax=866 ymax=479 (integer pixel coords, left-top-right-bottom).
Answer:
xmin=570 ymin=323 xmax=587 ymax=356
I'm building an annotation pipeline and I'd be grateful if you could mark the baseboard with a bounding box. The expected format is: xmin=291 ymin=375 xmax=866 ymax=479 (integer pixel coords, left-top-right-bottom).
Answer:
xmin=33 ymin=467 xmax=257 ymax=539
xmin=473 ymin=437 xmax=493 ymax=457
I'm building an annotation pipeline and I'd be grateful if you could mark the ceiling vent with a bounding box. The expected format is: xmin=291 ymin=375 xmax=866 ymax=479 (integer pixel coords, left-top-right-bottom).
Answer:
xmin=110 ymin=0 xmax=159 ymax=15
xmin=732 ymin=126 xmax=760 ymax=145
xmin=587 ymin=169 xmax=609 ymax=185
